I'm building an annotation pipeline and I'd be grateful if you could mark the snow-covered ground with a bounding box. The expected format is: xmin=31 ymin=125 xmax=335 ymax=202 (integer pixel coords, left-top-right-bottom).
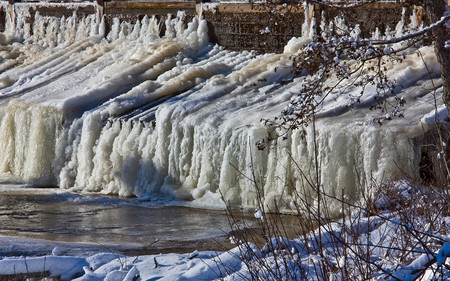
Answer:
xmin=0 ymin=181 xmax=448 ymax=281
xmin=1 ymin=248 xmax=241 ymax=280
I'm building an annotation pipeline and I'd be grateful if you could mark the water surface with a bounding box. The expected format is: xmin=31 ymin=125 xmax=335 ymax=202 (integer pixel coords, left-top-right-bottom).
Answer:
xmin=0 ymin=185 xmax=234 ymax=256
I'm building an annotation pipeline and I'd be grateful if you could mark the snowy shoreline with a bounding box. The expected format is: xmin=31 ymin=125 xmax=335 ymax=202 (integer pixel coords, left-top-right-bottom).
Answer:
xmin=1 ymin=181 xmax=449 ymax=281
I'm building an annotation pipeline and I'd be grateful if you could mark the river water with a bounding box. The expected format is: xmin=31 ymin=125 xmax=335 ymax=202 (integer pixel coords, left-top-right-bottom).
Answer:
xmin=0 ymin=184 xmax=235 ymax=256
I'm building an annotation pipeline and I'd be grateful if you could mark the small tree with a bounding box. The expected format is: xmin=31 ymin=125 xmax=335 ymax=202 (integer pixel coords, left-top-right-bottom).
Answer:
xmin=262 ymin=0 xmax=449 ymax=135
xmin=234 ymin=3 xmax=450 ymax=278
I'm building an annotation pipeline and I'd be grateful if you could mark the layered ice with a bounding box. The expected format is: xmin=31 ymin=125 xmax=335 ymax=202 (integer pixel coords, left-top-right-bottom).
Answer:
xmin=0 ymin=3 xmax=444 ymax=209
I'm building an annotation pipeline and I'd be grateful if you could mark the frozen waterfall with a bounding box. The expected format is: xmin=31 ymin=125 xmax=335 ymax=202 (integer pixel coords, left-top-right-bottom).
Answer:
xmin=0 ymin=3 xmax=443 ymax=209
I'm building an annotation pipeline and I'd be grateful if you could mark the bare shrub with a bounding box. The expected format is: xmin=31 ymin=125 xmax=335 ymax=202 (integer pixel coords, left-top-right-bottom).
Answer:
xmin=221 ymin=149 xmax=450 ymax=280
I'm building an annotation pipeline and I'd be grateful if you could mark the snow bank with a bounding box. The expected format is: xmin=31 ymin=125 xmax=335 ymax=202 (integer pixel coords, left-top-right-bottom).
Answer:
xmin=0 ymin=256 xmax=87 ymax=280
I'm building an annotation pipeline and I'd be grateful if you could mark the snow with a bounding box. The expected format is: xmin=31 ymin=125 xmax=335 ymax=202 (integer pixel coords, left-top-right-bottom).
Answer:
xmin=254 ymin=209 xmax=263 ymax=219
xmin=0 ymin=256 xmax=88 ymax=279
xmin=0 ymin=245 xmax=258 ymax=280
xmin=0 ymin=180 xmax=448 ymax=280
xmin=52 ymin=247 xmax=63 ymax=256
xmin=0 ymin=3 xmax=449 ymax=280
xmin=437 ymin=242 xmax=450 ymax=266
xmin=420 ymin=104 xmax=449 ymax=129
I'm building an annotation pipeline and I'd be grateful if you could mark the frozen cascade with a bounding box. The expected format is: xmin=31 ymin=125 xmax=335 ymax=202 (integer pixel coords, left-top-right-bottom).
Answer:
xmin=0 ymin=4 xmax=443 ymax=209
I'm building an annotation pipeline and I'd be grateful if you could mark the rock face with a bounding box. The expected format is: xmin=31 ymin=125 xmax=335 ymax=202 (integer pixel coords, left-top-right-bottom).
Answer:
xmin=201 ymin=4 xmax=306 ymax=53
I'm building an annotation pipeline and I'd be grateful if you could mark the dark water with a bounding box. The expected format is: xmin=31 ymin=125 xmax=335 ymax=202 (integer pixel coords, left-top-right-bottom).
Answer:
xmin=0 ymin=187 xmax=234 ymax=256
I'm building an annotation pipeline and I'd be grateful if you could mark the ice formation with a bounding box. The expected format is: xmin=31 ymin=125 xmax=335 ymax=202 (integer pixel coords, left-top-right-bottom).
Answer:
xmin=0 ymin=2 xmax=444 ymax=209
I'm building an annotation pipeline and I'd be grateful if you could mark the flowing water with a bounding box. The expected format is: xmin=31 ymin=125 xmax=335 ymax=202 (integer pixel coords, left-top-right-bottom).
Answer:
xmin=0 ymin=1 xmax=444 ymax=254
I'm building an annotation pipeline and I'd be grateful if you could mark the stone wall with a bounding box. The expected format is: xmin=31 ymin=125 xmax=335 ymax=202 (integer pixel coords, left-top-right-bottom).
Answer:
xmin=318 ymin=2 xmax=425 ymax=38
xmin=102 ymin=1 xmax=196 ymax=37
xmin=0 ymin=1 xmax=428 ymax=53
xmin=202 ymin=4 xmax=305 ymax=53
xmin=0 ymin=6 xmax=5 ymax=32
xmin=22 ymin=4 xmax=96 ymax=18
xmin=0 ymin=2 xmax=96 ymax=30
xmin=203 ymin=2 xmax=426 ymax=52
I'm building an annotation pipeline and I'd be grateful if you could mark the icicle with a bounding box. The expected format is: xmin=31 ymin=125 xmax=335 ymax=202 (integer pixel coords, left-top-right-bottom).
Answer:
xmin=107 ymin=18 xmax=120 ymax=41
xmin=372 ymin=27 xmax=380 ymax=40
xmin=350 ymin=24 xmax=361 ymax=40
xmin=395 ymin=7 xmax=407 ymax=38
xmin=408 ymin=8 xmax=419 ymax=31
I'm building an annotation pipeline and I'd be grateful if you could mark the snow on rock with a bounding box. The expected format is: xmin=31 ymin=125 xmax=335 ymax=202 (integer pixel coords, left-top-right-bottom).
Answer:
xmin=420 ymin=104 xmax=449 ymax=129
xmin=71 ymin=250 xmax=245 ymax=281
